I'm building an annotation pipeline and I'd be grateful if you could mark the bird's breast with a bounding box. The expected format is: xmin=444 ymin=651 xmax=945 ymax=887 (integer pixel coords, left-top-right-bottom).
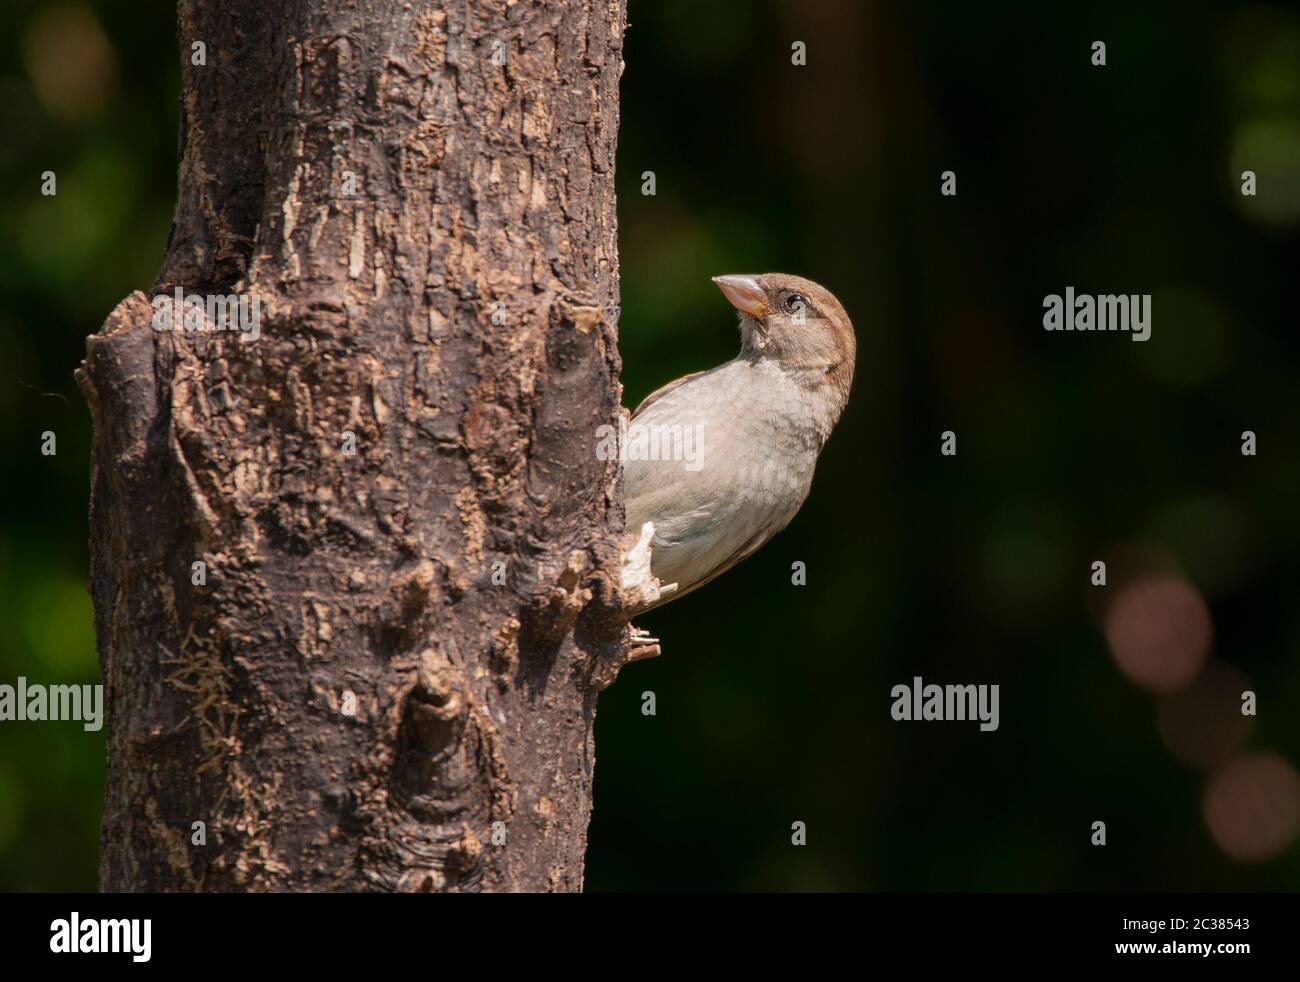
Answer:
xmin=623 ymin=362 xmax=822 ymax=595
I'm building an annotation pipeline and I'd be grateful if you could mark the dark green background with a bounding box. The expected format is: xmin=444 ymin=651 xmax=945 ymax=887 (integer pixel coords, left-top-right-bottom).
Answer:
xmin=2 ymin=0 xmax=1298 ymax=891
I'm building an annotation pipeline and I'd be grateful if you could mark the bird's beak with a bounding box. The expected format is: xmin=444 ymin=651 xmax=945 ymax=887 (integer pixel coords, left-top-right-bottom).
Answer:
xmin=712 ymin=275 xmax=767 ymax=317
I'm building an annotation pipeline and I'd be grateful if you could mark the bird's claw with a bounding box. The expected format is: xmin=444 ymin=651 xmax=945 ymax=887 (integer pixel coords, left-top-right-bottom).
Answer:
xmin=623 ymin=624 xmax=662 ymax=665
xmin=590 ymin=622 xmax=663 ymax=691
xmin=629 ymin=626 xmax=659 ymax=646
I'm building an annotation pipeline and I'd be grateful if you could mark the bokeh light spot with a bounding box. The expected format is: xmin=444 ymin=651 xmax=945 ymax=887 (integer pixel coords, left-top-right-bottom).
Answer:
xmin=1231 ymin=116 xmax=1300 ymax=226
xmin=1203 ymin=753 xmax=1300 ymax=862
xmin=21 ymin=573 xmax=97 ymax=678
xmin=1133 ymin=286 xmax=1234 ymax=389
xmin=21 ymin=3 xmax=119 ymax=123
xmin=1156 ymin=661 xmax=1253 ymax=768
xmin=1104 ymin=574 xmax=1212 ymax=693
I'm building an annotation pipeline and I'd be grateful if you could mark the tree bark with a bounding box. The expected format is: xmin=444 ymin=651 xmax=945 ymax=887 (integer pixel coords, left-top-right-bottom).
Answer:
xmin=76 ymin=0 xmax=629 ymax=892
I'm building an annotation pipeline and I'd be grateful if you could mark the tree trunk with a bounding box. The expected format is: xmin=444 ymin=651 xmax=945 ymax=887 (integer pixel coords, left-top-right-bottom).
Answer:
xmin=76 ymin=0 xmax=629 ymax=892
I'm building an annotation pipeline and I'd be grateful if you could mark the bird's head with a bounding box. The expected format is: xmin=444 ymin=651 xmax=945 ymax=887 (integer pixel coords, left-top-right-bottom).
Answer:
xmin=712 ymin=273 xmax=856 ymax=402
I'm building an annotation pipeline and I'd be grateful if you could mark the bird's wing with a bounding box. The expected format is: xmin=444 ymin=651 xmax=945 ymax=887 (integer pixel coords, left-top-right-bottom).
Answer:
xmin=631 ymin=370 xmax=709 ymax=420
xmin=628 ymin=521 xmax=777 ymax=615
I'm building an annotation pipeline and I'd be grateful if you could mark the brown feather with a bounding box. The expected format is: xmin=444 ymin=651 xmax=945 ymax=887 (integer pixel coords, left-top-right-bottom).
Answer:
xmin=631 ymin=369 xmax=710 ymax=420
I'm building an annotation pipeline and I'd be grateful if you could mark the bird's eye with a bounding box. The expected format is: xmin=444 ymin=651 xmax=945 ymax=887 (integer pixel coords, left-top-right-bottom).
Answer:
xmin=784 ymin=293 xmax=808 ymax=314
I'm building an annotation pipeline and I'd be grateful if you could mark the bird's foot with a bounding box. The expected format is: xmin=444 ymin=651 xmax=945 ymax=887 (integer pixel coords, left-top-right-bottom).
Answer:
xmin=589 ymin=623 xmax=662 ymax=692
xmin=621 ymin=623 xmax=662 ymax=668
xmin=628 ymin=625 xmax=660 ymax=649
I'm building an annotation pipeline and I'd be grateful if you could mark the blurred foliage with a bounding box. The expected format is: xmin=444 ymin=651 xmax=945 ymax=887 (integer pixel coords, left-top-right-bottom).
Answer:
xmin=1 ymin=0 xmax=1297 ymax=891
xmin=0 ymin=0 xmax=178 ymax=890
xmin=596 ymin=0 xmax=1300 ymax=891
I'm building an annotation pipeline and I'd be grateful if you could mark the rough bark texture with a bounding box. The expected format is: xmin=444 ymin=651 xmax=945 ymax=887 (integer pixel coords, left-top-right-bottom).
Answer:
xmin=76 ymin=0 xmax=629 ymax=892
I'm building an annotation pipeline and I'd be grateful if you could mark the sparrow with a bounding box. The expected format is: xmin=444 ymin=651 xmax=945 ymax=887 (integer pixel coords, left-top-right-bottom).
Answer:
xmin=623 ymin=273 xmax=855 ymax=614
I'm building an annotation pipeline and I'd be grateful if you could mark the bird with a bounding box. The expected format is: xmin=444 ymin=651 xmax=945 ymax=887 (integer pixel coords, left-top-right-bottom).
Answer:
xmin=622 ymin=273 xmax=855 ymax=616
